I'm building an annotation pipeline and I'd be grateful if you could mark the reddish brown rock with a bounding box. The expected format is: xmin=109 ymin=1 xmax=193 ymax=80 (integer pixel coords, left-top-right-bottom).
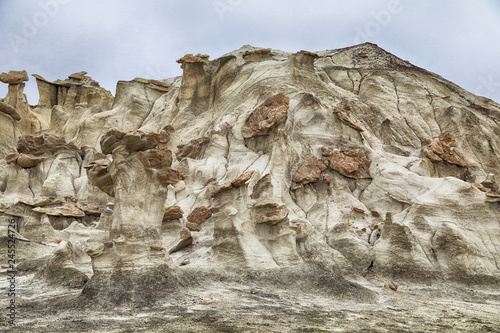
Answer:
xmin=179 ymin=227 xmax=192 ymax=240
xmin=203 ymin=177 xmax=216 ymax=186
xmin=371 ymin=211 xmax=380 ymax=217
xmin=353 ymin=207 xmax=365 ymax=214
xmin=176 ymin=53 xmax=209 ymax=66
xmin=242 ymin=49 xmax=275 ymax=62
xmin=258 ymin=205 xmax=289 ymax=224
xmin=241 ymin=93 xmax=289 ymax=138
xmin=298 ymin=50 xmax=319 ymax=58
xmin=150 ymin=245 xmax=164 ymax=251
xmin=100 ymin=129 xmax=162 ymax=154
xmin=231 ymin=170 xmax=255 ymax=187
xmin=423 ymin=133 xmax=466 ymax=167
xmin=293 ymin=156 xmax=327 ymax=185
xmin=163 ymin=206 xmax=184 ymax=221
xmin=322 ymin=174 xmax=332 ymax=184
xmin=329 ymin=149 xmax=371 ymax=179
xmin=295 ymin=223 xmax=308 ymax=240
xmin=210 ymin=181 xmax=233 ymax=198
xmin=186 ymin=222 xmax=202 ymax=231
xmin=176 ymin=137 xmax=210 ymax=161
xmin=187 ymin=206 xmax=212 ymax=225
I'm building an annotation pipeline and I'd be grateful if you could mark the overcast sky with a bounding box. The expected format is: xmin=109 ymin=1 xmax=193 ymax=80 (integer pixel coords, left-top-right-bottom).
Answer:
xmin=1 ymin=0 xmax=499 ymax=104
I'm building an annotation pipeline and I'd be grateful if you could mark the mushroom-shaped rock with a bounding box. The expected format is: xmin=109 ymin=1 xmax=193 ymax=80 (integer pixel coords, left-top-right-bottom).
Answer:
xmin=241 ymin=93 xmax=289 ymax=138
xmin=0 ymin=70 xmax=29 ymax=84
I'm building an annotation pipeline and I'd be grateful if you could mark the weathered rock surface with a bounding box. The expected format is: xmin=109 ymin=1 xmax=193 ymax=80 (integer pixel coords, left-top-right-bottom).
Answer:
xmin=0 ymin=70 xmax=29 ymax=84
xmin=2 ymin=43 xmax=500 ymax=314
xmin=241 ymin=93 xmax=289 ymax=138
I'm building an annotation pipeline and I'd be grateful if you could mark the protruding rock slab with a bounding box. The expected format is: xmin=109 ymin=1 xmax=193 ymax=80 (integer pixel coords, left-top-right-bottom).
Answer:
xmin=32 ymin=203 xmax=86 ymax=218
xmin=423 ymin=133 xmax=466 ymax=167
xmin=293 ymin=156 xmax=327 ymax=185
xmin=163 ymin=205 xmax=184 ymax=221
xmin=329 ymin=149 xmax=371 ymax=179
xmin=0 ymin=101 xmax=21 ymax=120
xmin=242 ymin=93 xmax=289 ymax=138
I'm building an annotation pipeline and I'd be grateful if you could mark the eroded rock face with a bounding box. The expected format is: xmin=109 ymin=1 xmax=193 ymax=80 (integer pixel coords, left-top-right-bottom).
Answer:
xmin=2 ymin=43 xmax=500 ymax=309
xmin=0 ymin=101 xmax=21 ymax=121
xmin=176 ymin=137 xmax=210 ymax=161
xmin=241 ymin=93 xmax=289 ymax=138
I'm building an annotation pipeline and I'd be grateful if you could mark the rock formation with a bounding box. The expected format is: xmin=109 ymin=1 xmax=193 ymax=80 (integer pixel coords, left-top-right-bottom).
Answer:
xmin=1 ymin=43 xmax=500 ymax=312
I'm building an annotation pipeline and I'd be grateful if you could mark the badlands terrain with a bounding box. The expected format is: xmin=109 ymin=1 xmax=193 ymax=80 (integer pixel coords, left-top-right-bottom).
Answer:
xmin=1 ymin=43 xmax=500 ymax=332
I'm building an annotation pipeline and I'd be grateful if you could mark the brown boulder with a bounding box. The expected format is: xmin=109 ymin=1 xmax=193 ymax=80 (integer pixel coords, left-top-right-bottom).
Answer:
xmin=329 ymin=149 xmax=371 ymax=179
xmin=187 ymin=206 xmax=212 ymax=225
xmin=231 ymin=170 xmax=255 ymax=187
xmin=293 ymin=156 xmax=327 ymax=185
xmin=163 ymin=206 xmax=184 ymax=221
xmin=241 ymin=93 xmax=289 ymax=138
xmin=0 ymin=70 xmax=29 ymax=84
xmin=423 ymin=133 xmax=466 ymax=167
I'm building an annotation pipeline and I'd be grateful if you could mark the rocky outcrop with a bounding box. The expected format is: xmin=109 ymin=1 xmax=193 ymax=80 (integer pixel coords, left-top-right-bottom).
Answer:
xmin=423 ymin=133 xmax=467 ymax=167
xmin=241 ymin=93 xmax=289 ymax=138
xmin=328 ymin=149 xmax=371 ymax=179
xmin=292 ymin=156 xmax=327 ymax=186
xmin=176 ymin=54 xmax=211 ymax=113
xmin=6 ymin=133 xmax=79 ymax=169
xmin=163 ymin=205 xmax=184 ymax=222
xmin=2 ymin=43 xmax=500 ymax=311
xmin=82 ymin=128 xmax=182 ymax=304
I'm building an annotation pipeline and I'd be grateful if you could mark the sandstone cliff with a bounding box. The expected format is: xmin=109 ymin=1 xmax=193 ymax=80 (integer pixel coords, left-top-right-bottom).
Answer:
xmin=1 ymin=44 xmax=500 ymax=312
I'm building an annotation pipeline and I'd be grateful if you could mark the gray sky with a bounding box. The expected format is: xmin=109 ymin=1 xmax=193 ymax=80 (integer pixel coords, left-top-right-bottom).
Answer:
xmin=1 ymin=0 xmax=500 ymax=104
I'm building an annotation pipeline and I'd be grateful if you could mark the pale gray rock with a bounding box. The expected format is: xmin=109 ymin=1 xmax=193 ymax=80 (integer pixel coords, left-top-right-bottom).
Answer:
xmin=1 ymin=43 xmax=500 ymax=309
